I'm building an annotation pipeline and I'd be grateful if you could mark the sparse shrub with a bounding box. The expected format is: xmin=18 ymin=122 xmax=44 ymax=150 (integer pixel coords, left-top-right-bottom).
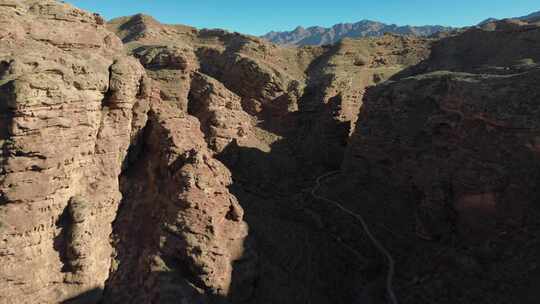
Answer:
xmin=353 ymin=55 xmax=368 ymax=66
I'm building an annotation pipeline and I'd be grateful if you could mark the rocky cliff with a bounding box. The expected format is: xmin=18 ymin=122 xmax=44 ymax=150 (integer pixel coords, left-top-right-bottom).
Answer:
xmin=0 ymin=4 xmax=433 ymax=303
xmin=107 ymin=13 xmax=432 ymax=184
xmin=342 ymin=18 xmax=540 ymax=303
xmin=104 ymin=13 xmax=433 ymax=304
xmin=2 ymin=2 xmax=539 ymax=304
xmin=346 ymin=18 xmax=540 ymax=239
xmin=0 ymin=2 xmax=249 ymax=303
xmin=0 ymin=1 xmax=148 ymax=302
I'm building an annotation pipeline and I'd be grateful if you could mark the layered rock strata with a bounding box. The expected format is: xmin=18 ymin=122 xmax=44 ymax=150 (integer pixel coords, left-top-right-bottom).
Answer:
xmin=0 ymin=2 xmax=250 ymax=303
xmin=346 ymin=20 xmax=540 ymax=240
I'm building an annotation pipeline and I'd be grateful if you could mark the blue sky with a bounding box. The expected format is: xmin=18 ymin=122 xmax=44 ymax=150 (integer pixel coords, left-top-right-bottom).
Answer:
xmin=67 ymin=0 xmax=539 ymax=36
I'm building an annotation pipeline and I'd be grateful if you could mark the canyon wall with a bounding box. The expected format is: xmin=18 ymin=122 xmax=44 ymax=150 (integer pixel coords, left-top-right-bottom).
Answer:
xmin=340 ymin=19 xmax=540 ymax=304
xmin=0 ymin=1 xmax=147 ymax=301
xmin=104 ymin=13 xmax=434 ymax=304
xmin=346 ymin=19 xmax=540 ymax=240
xmin=108 ymin=14 xmax=432 ymax=179
xmin=4 ymin=1 xmax=539 ymax=304
xmin=0 ymin=2 xmax=249 ymax=303
xmin=0 ymin=4 xmax=433 ymax=303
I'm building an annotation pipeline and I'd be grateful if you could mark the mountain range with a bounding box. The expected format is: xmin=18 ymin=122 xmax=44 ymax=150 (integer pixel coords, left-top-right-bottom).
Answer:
xmin=263 ymin=10 xmax=540 ymax=46
xmin=262 ymin=20 xmax=453 ymax=46
xmin=479 ymin=10 xmax=540 ymax=24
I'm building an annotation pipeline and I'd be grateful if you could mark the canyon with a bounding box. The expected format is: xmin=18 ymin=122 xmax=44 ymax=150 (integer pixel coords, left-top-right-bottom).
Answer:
xmin=0 ymin=1 xmax=539 ymax=304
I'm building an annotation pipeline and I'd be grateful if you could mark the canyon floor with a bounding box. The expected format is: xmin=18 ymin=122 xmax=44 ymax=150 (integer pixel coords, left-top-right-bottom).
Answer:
xmin=1 ymin=1 xmax=540 ymax=304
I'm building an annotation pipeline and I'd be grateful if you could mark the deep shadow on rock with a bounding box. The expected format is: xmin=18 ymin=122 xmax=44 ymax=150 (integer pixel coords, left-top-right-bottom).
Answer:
xmin=61 ymin=288 xmax=103 ymax=304
xmin=216 ymin=136 xmax=387 ymax=304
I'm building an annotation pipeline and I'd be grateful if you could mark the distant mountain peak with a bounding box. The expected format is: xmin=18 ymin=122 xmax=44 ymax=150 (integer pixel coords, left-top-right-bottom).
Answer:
xmin=519 ymin=10 xmax=540 ymax=21
xmin=478 ymin=17 xmax=498 ymax=26
xmin=478 ymin=10 xmax=540 ymax=25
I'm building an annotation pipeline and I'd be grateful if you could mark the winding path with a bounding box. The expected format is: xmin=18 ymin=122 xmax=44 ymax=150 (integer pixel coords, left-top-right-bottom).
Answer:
xmin=310 ymin=171 xmax=398 ymax=304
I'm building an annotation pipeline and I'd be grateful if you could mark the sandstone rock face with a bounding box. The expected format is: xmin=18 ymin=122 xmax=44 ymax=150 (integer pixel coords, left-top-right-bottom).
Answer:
xmin=346 ymin=22 xmax=540 ymax=240
xmin=297 ymin=35 xmax=431 ymax=170
xmin=188 ymin=72 xmax=265 ymax=153
xmin=336 ymin=21 xmax=540 ymax=304
xmin=103 ymin=13 xmax=435 ymax=304
xmin=132 ymin=44 xmax=199 ymax=111
xmin=108 ymin=14 xmax=315 ymax=132
xmin=103 ymin=100 xmax=253 ymax=303
xmin=108 ymin=14 xmax=432 ymax=178
xmin=348 ymin=70 xmax=540 ymax=239
xmin=0 ymin=1 xmax=147 ymax=302
xmin=7 ymin=2 xmax=528 ymax=304
xmin=0 ymin=2 xmax=249 ymax=304
xmin=404 ymin=19 xmax=540 ymax=77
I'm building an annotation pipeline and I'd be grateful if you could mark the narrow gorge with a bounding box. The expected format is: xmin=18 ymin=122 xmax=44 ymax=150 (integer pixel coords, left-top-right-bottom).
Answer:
xmin=0 ymin=1 xmax=539 ymax=304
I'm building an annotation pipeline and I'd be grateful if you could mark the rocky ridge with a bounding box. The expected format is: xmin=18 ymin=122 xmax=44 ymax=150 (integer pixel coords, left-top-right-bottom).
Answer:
xmin=478 ymin=10 xmax=540 ymax=25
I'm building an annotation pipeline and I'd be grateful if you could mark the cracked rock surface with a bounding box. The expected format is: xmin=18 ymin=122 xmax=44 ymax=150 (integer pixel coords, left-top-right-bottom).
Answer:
xmin=0 ymin=2 xmax=248 ymax=303
xmin=4 ymin=2 xmax=539 ymax=304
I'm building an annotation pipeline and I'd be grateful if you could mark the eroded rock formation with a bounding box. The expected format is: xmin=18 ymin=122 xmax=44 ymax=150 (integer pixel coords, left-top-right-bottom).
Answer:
xmin=3 ymin=2 xmax=539 ymax=304
xmin=103 ymin=100 xmax=253 ymax=303
xmin=107 ymin=14 xmax=432 ymax=178
xmin=0 ymin=1 xmax=148 ymax=302
xmin=346 ymin=20 xmax=540 ymax=240
xmin=342 ymin=19 xmax=540 ymax=304
xmin=0 ymin=2 xmax=249 ymax=303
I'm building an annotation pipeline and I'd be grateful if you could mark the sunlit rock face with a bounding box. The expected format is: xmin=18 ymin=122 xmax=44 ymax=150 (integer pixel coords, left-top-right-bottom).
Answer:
xmin=0 ymin=1 xmax=250 ymax=303
xmin=0 ymin=1 xmax=147 ymax=302
xmin=103 ymin=100 xmax=253 ymax=303
xmin=10 ymin=0 xmax=529 ymax=303
xmin=0 ymin=2 xmax=437 ymax=303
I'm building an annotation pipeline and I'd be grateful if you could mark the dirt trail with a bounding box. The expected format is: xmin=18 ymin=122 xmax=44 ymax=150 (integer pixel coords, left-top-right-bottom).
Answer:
xmin=311 ymin=171 xmax=398 ymax=304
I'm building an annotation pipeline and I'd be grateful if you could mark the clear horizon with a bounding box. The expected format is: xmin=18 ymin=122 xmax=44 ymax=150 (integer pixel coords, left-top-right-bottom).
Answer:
xmin=66 ymin=0 xmax=539 ymax=36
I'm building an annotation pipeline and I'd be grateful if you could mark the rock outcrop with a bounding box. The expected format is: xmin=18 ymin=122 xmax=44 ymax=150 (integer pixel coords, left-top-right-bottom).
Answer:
xmin=347 ymin=20 xmax=540 ymax=240
xmin=297 ymin=34 xmax=431 ymax=170
xmin=341 ymin=19 xmax=540 ymax=304
xmin=7 ymin=2 xmax=539 ymax=304
xmin=108 ymin=14 xmax=433 ymax=178
xmin=0 ymin=1 xmax=147 ymax=302
xmin=102 ymin=13 xmax=439 ymax=304
xmin=188 ymin=72 xmax=264 ymax=153
xmin=348 ymin=69 xmax=540 ymax=239
xmin=0 ymin=7 xmax=435 ymax=303
xmin=0 ymin=2 xmax=250 ymax=303
xmin=103 ymin=100 xmax=253 ymax=303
